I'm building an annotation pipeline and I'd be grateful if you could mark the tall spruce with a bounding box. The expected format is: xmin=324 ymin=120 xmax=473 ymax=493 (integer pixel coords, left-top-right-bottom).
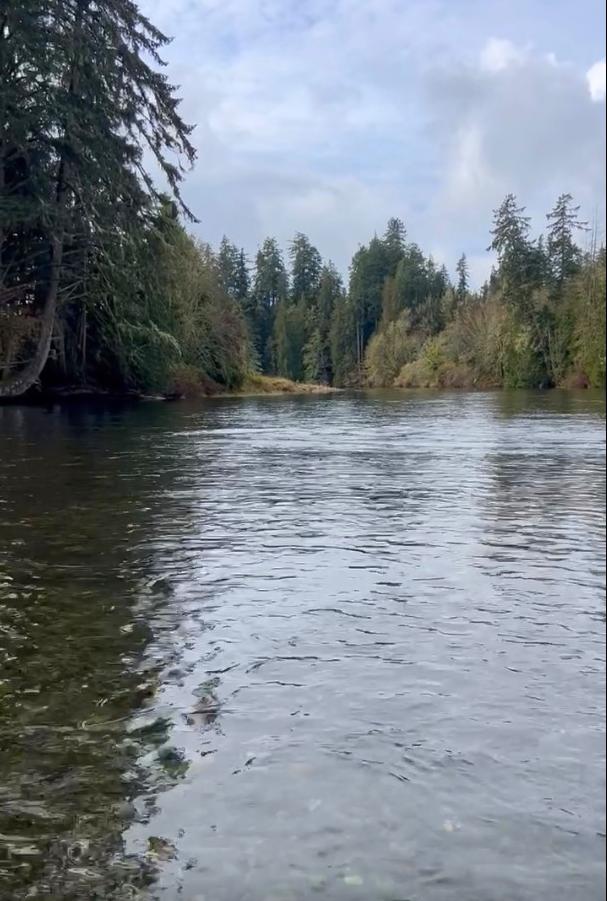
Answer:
xmin=218 ymin=238 xmax=249 ymax=303
xmin=304 ymin=263 xmax=343 ymax=383
xmin=0 ymin=0 xmax=195 ymax=397
xmin=456 ymin=253 xmax=469 ymax=302
xmin=489 ymin=194 xmax=535 ymax=307
xmin=393 ymin=243 xmax=430 ymax=327
xmin=383 ymin=217 xmax=407 ymax=275
xmin=234 ymin=250 xmax=250 ymax=302
xmin=251 ymin=237 xmax=287 ymax=371
xmin=349 ymin=236 xmax=391 ymax=374
xmin=289 ymin=233 xmax=322 ymax=305
xmin=218 ymin=237 xmax=240 ymax=297
xmin=546 ymin=193 xmax=589 ymax=289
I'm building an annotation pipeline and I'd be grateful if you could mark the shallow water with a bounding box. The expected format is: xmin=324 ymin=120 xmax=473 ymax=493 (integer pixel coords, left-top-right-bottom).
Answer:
xmin=0 ymin=389 xmax=605 ymax=900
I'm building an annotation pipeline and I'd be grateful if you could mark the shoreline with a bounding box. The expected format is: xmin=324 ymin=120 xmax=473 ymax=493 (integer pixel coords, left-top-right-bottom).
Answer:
xmin=0 ymin=375 xmax=339 ymax=406
xmin=0 ymin=377 xmax=597 ymax=407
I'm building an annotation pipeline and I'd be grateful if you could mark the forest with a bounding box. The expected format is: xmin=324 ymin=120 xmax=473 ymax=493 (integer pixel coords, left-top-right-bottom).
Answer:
xmin=218 ymin=198 xmax=606 ymax=392
xmin=1 ymin=1 xmax=605 ymax=399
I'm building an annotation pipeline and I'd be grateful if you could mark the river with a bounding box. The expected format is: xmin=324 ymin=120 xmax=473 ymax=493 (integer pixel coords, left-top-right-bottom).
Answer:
xmin=0 ymin=390 xmax=605 ymax=900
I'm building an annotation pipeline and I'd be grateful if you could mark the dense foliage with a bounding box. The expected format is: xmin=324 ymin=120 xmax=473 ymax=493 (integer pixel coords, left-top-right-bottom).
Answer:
xmin=0 ymin=2 xmax=604 ymax=397
xmin=0 ymin=0 xmax=248 ymax=397
xmin=217 ymin=194 xmax=604 ymax=392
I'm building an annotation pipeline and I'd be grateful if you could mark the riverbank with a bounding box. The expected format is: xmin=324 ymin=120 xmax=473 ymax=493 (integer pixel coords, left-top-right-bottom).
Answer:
xmin=0 ymin=374 xmax=337 ymax=405
xmin=160 ymin=373 xmax=338 ymax=399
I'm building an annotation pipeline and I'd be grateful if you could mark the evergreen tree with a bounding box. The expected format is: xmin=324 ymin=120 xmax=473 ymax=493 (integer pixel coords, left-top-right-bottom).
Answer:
xmin=431 ymin=261 xmax=450 ymax=299
xmin=489 ymin=194 xmax=535 ymax=307
xmin=330 ymin=294 xmax=358 ymax=386
xmin=216 ymin=241 xmax=249 ymax=306
xmin=546 ymin=193 xmax=588 ymax=288
xmin=70 ymin=198 xmax=249 ymax=394
xmin=456 ymin=253 xmax=469 ymax=303
xmin=273 ymin=300 xmax=306 ymax=380
xmin=234 ymin=249 xmax=250 ymax=302
xmin=217 ymin=237 xmax=240 ymax=298
xmin=304 ymin=263 xmax=343 ymax=383
xmin=289 ymin=233 xmax=322 ymax=305
xmin=251 ymin=237 xmax=287 ymax=371
xmin=349 ymin=237 xmax=391 ymax=372
xmin=419 ymin=257 xmax=447 ymax=333
xmin=383 ymin=217 xmax=407 ymax=275
xmin=490 ymin=194 xmax=531 ymax=259
xmin=0 ymin=0 xmax=195 ymax=397
xmin=394 ymin=243 xmax=430 ymax=326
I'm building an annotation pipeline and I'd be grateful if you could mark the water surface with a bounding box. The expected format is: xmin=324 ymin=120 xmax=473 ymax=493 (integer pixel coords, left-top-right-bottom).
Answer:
xmin=0 ymin=390 xmax=605 ymax=900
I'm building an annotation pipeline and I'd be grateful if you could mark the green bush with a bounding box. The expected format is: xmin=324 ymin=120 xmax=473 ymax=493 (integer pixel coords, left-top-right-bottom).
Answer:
xmin=365 ymin=312 xmax=419 ymax=386
xmin=571 ymin=259 xmax=606 ymax=387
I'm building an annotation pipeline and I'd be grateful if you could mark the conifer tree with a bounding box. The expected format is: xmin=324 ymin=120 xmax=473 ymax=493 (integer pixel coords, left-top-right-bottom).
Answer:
xmin=289 ymin=233 xmax=321 ymax=306
xmin=546 ymin=193 xmax=588 ymax=288
xmin=456 ymin=253 xmax=469 ymax=303
xmin=383 ymin=217 xmax=407 ymax=275
xmin=0 ymin=0 xmax=195 ymax=396
xmin=251 ymin=238 xmax=287 ymax=370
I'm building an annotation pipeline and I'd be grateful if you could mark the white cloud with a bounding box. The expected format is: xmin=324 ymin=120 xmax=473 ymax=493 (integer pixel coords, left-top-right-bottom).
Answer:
xmin=137 ymin=2 xmax=605 ymax=287
xmin=480 ymin=38 xmax=526 ymax=72
xmin=445 ymin=124 xmax=498 ymax=205
xmin=586 ymin=59 xmax=606 ymax=101
xmin=423 ymin=39 xmax=606 ymax=282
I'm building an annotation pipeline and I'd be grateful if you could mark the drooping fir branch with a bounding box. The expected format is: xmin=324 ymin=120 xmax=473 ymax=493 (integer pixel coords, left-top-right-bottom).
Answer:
xmin=0 ymin=0 xmax=196 ymax=397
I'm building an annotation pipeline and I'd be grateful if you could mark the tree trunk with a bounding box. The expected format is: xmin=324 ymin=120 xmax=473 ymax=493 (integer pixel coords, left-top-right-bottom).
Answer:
xmin=2 ymin=333 xmax=15 ymax=382
xmin=0 ymin=236 xmax=63 ymax=397
xmin=81 ymin=304 xmax=87 ymax=377
xmin=0 ymin=1 xmax=86 ymax=399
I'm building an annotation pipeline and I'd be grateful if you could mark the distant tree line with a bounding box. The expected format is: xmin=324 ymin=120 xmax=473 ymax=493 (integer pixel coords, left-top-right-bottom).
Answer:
xmin=1 ymin=2 xmax=604 ymax=397
xmin=217 ymin=194 xmax=605 ymax=391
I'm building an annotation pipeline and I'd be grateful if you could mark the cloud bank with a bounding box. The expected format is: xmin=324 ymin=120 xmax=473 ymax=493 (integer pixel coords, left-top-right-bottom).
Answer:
xmin=140 ymin=0 xmax=606 ymax=285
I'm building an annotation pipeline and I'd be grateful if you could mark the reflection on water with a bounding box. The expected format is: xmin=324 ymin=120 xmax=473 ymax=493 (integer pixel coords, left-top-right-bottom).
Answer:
xmin=0 ymin=390 xmax=605 ymax=900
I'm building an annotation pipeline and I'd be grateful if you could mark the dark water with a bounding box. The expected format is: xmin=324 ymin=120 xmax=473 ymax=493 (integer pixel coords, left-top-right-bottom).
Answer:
xmin=0 ymin=390 xmax=605 ymax=901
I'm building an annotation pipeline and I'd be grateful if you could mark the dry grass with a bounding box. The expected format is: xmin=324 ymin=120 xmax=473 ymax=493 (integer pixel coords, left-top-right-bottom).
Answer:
xmin=234 ymin=374 xmax=337 ymax=396
xmin=163 ymin=369 xmax=337 ymax=399
xmin=166 ymin=364 xmax=222 ymax=398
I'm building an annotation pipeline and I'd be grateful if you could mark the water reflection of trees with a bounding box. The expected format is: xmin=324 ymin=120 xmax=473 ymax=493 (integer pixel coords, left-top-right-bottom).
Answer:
xmin=484 ymin=391 xmax=606 ymax=525
xmin=478 ymin=397 xmax=606 ymax=618
xmin=0 ymin=402 xmax=219 ymax=900
xmin=491 ymin=388 xmax=606 ymax=421
xmin=336 ymin=392 xmax=487 ymax=528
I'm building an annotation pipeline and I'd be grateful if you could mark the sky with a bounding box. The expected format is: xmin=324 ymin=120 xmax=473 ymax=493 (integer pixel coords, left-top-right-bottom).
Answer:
xmin=140 ymin=0 xmax=606 ymax=286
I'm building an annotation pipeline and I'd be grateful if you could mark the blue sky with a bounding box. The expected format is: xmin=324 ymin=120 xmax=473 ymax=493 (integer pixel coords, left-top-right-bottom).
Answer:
xmin=140 ymin=0 xmax=606 ymax=285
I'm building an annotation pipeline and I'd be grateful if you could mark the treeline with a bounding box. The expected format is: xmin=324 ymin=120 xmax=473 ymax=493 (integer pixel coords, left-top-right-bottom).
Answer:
xmin=218 ymin=194 xmax=605 ymax=391
xmin=1 ymin=3 xmax=604 ymax=399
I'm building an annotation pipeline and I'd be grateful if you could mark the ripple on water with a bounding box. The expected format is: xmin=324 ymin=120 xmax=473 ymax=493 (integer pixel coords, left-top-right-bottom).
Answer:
xmin=0 ymin=390 xmax=605 ymax=900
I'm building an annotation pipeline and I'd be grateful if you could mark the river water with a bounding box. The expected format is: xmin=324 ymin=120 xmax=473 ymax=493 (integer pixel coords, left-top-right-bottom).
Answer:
xmin=0 ymin=390 xmax=605 ymax=900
